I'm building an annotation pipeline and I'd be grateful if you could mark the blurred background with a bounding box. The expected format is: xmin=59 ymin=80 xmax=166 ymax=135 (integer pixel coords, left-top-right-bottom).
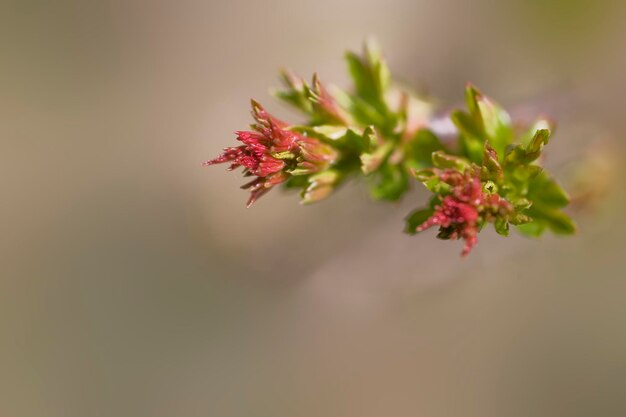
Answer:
xmin=2 ymin=0 xmax=626 ymax=415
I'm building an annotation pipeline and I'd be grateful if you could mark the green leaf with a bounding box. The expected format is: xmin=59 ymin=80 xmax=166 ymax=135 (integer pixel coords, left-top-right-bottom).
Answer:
xmin=451 ymin=110 xmax=484 ymax=163
xmin=510 ymin=164 xmax=543 ymax=183
xmin=404 ymin=207 xmax=434 ymax=235
xmin=308 ymin=74 xmax=351 ymax=125
xmin=454 ymin=85 xmax=514 ymax=160
xmin=509 ymin=212 xmax=532 ymax=225
xmin=511 ymin=197 xmax=532 ymax=210
xmin=526 ymin=206 xmax=576 ymax=235
xmin=301 ymin=170 xmax=341 ymax=204
xmin=405 ymin=129 xmax=445 ymax=169
xmin=411 ymin=168 xmax=451 ymax=194
xmin=519 ymin=119 xmax=553 ymax=147
xmin=475 ymin=94 xmax=512 ymax=157
xmin=306 ymin=127 xmax=372 ymax=154
xmin=339 ymin=128 xmax=374 ymax=154
xmin=527 ymin=129 xmax=550 ymax=154
xmin=344 ymin=40 xmax=391 ymax=120
xmin=515 ymin=220 xmax=546 ymax=237
xmin=361 ymin=141 xmax=393 ymax=175
xmin=494 ymin=217 xmax=510 ymax=236
xmin=451 ymin=110 xmax=483 ymax=138
xmin=465 ymin=84 xmax=482 ymax=122
xmin=527 ymin=172 xmax=570 ymax=208
xmin=504 ymin=129 xmax=551 ymax=166
xmin=273 ymin=69 xmax=314 ymax=114
xmin=369 ymin=163 xmax=409 ymax=201
xmin=522 ymin=128 xmax=550 ymax=163
xmin=543 ymin=210 xmax=576 ymax=235
xmin=345 ymin=53 xmax=380 ymax=104
xmin=510 ymin=168 xmax=573 ymax=236
xmin=482 ymin=142 xmax=504 ymax=183
xmin=345 ymin=40 xmax=390 ymax=101
xmin=283 ymin=174 xmax=309 ymax=189
xmin=365 ymin=39 xmax=391 ymax=96
xmin=311 ymin=125 xmax=349 ymax=140
xmin=431 ymin=151 xmax=470 ymax=171
xmin=424 ymin=177 xmax=451 ymax=194
xmin=527 ymin=201 xmax=576 ymax=235
xmin=411 ymin=168 xmax=436 ymax=182
xmin=338 ymin=92 xmax=388 ymax=127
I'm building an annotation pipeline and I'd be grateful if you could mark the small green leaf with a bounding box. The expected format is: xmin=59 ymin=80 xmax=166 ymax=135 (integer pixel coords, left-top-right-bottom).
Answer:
xmin=289 ymin=165 xmax=317 ymax=176
xmin=515 ymin=220 xmax=546 ymax=237
xmin=425 ymin=177 xmax=450 ymax=194
xmin=283 ymin=174 xmax=309 ymax=189
xmin=273 ymin=69 xmax=313 ymax=114
xmin=503 ymin=145 xmax=526 ymax=166
xmin=411 ymin=169 xmax=450 ymax=194
xmin=308 ymin=74 xmax=351 ymax=125
xmin=504 ymin=129 xmax=551 ymax=166
xmin=451 ymin=110 xmax=483 ymax=139
xmin=340 ymin=93 xmax=388 ymax=127
xmin=519 ymin=119 xmax=553 ymax=146
xmin=528 ymin=129 xmax=550 ymax=154
xmin=345 ymin=53 xmax=386 ymax=105
xmin=405 ymin=129 xmax=445 ymax=169
xmin=509 ymin=212 xmax=532 ymax=225
xmin=530 ymin=207 xmax=576 ymax=235
xmin=521 ymin=128 xmax=550 ymax=163
xmin=545 ymin=210 xmax=576 ymax=235
xmin=271 ymin=150 xmax=296 ymax=160
xmin=451 ymin=111 xmax=484 ymax=163
xmin=301 ymin=170 xmax=341 ymax=204
xmin=317 ymin=128 xmax=373 ymax=154
xmin=311 ymin=125 xmax=349 ymax=140
xmin=528 ymin=172 xmax=570 ymax=208
xmin=522 ymin=200 xmax=576 ymax=235
xmin=369 ymin=163 xmax=409 ymax=201
xmin=511 ymin=197 xmax=532 ymax=210
xmin=482 ymin=142 xmax=504 ymax=183
xmin=411 ymin=168 xmax=436 ymax=182
xmin=511 ymin=164 xmax=543 ymax=182
xmin=361 ymin=141 xmax=393 ymax=175
xmin=465 ymin=84 xmax=482 ymax=123
xmin=344 ymin=41 xmax=391 ymax=122
xmin=454 ymin=85 xmax=514 ymax=160
xmin=476 ymin=95 xmax=512 ymax=157
xmin=431 ymin=151 xmax=470 ymax=171
xmin=494 ymin=217 xmax=510 ymax=236
xmin=345 ymin=40 xmax=390 ymax=101
xmin=404 ymin=207 xmax=434 ymax=235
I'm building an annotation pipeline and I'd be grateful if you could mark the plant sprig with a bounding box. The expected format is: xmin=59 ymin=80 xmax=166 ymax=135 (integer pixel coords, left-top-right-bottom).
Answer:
xmin=204 ymin=40 xmax=575 ymax=256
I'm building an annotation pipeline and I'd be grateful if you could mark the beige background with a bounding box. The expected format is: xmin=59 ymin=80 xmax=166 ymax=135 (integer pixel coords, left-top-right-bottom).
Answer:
xmin=2 ymin=0 xmax=626 ymax=416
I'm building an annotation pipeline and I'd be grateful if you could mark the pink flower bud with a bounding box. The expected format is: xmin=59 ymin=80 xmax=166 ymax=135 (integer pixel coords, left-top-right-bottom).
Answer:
xmin=416 ymin=168 xmax=513 ymax=256
xmin=204 ymin=101 xmax=338 ymax=206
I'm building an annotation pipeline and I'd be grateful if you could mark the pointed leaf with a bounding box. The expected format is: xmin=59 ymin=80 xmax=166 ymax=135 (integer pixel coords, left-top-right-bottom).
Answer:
xmin=515 ymin=220 xmax=546 ymax=237
xmin=405 ymin=129 xmax=445 ymax=169
xmin=404 ymin=208 xmax=435 ymax=235
xmin=482 ymin=142 xmax=504 ymax=183
xmin=369 ymin=163 xmax=409 ymax=201
xmin=432 ymin=151 xmax=470 ymax=171
xmin=494 ymin=217 xmax=510 ymax=236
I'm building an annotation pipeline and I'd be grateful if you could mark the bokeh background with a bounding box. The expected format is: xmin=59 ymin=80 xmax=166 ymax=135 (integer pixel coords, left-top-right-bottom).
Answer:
xmin=2 ymin=0 xmax=626 ymax=416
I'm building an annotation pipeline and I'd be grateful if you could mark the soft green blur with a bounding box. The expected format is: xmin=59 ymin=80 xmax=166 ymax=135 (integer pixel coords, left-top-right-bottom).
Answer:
xmin=1 ymin=0 xmax=625 ymax=416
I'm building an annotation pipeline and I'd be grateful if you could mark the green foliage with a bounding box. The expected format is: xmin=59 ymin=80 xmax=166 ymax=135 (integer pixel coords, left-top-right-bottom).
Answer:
xmin=405 ymin=207 xmax=435 ymax=235
xmin=369 ymin=163 xmax=410 ymax=201
xmin=451 ymin=84 xmax=514 ymax=163
xmin=214 ymin=41 xmax=575 ymax=256
xmin=404 ymin=129 xmax=445 ymax=169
